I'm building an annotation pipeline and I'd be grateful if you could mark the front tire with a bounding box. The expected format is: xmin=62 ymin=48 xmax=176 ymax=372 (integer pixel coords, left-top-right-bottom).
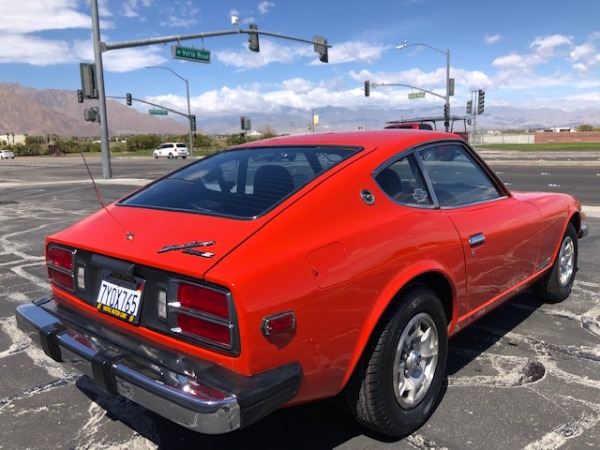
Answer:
xmin=344 ymin=284 xmax=448 ymax=437
xmin=535 ymin=223 xmax=578 ymax=303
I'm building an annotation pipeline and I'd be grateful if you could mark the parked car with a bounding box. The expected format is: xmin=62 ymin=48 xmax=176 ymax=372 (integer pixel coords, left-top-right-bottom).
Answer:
xmin=16 ymin=130 xmax=588 ymax=438
xmin=153 ymin=142 xmax=188 ymax=159
xmin=0 ymin=149 xmax=15 ymax=159
xmin=384 ymin=122 xmax=434 ymax=130
xmin=385 ymin=116 xmax=470 ymax=141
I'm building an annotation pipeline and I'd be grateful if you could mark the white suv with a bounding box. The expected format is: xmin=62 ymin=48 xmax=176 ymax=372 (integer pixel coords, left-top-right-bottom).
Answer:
xmin=153 ymin=143 xmax=189 ymax=159
xmin=0 ymin=149 xmax=15 ymax=159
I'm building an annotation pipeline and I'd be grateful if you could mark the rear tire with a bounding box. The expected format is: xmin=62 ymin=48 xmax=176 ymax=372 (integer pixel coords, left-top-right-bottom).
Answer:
xmin=535 ymin=223 xmax=578 ymax=303
xmin=344 ymin=284 xmax=448 ymax=437
xmin=168 ymin=153 xmax=174 ymax=159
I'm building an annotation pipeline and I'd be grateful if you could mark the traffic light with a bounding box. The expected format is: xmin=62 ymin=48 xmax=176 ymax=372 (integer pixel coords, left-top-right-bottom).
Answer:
xmin=241 ymin=116 xmax=246 ymax=130
xmin=126 ymin=93 xmax=132 ymax=106
xmin=364 ymin=80 xmax=370 ymax=97
xmin=248 ymin=24 xmax=259 ymax=52
xmin=444 ymin=102 xmax=449 ymax=118
xmin=314 ymin=35 xmax=328 ymax=63
xmin=477 ymin=90 xmax=485 ymax=114
xmin=190 ymin=115 xmax=196 ymax=132
xmin=466 ymin=100 xmax=472 ymax=115
xmin=77 ymin=89 xmax=84 ymax=103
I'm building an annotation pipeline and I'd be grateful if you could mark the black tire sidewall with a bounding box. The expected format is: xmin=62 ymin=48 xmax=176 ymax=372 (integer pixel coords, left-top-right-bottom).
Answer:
xmin=538 ymin=223 xmax=578 ymax=303
xmin=366 ymin=285 xmax=448 ymax=436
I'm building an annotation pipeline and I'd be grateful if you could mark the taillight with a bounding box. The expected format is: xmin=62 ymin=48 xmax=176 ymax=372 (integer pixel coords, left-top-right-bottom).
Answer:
xmin=168 ymin=281 xmax=237 ymax=353
xmin=176 ymin=314 xmax=232 ymax=347
xmin=47 ymin=245 xmax=75 ymax=291
xmin=177 ymin=282 xmax=229 ymax=319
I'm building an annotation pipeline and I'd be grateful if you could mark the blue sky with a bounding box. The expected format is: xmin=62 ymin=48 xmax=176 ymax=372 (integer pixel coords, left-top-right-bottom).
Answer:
xmin=1 ymin=0 xmax=600 ymax=122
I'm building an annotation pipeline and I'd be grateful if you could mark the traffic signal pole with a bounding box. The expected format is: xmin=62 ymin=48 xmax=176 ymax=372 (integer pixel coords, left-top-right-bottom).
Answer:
xmin=91 ymin=0 xmax=112 ymax=179
xmin=90 ymin=0 xmax=330 ymax=178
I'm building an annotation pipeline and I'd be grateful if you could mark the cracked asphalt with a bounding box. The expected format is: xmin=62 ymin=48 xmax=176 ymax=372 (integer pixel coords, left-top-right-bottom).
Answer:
xmin=0 ymin=156 xmax=598 ymax=450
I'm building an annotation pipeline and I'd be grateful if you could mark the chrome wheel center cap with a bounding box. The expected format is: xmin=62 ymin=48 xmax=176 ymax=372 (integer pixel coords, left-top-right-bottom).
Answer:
xmin=406 ymin=351 xmax=422 ymax=370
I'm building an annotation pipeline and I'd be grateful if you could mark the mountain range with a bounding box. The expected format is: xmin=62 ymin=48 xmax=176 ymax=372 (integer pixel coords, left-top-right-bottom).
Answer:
xmin=1 ymin=82 xmax=598 ymax=138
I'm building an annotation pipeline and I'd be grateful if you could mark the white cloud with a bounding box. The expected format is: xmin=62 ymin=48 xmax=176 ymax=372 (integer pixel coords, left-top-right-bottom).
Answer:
xmin=123 ymin=0 xmax=142 ymax=18
xmin=258 ymin=1 xmax=275 ymax=14
xmin=280 ymin=78 xmax=314 ymax=94
xmin=325 ymin=41 xmax=389 ymax=65
xmin=217 ymin=39 xmax=305 ymax=69
xmin=0 ymin=0 xmax=90 ymax=34
xmin=529 ymin=34 xmax=573 ymax=60
xmin=106 ymin=48 xmax=170 ymax=72
xmin=217 ymin=39 xmax=388 ymax=69
xmin=0 ymin=34 xmax=73 ymax=65
xmin=569 ymin=42 xmax=600 ymax=74
xmin=72 ymin=39 xmax=168 ymax=72
xmin=484 ymin=34 xmax=501 ymax=45
xmin=492 ymin=53 xmax=530 ymax=73
xmin=573 ymin=62 xmax=587 ymax=73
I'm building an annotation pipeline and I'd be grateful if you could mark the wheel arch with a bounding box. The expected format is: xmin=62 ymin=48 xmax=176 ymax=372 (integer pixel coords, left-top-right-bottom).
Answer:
xmin=569 ymin=211 xmax=583 ymax=237
xmin=340 ymin=267 xmax=457 ymax=390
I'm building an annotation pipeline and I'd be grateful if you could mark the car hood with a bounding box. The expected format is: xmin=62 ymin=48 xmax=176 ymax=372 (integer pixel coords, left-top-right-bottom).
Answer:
xmin=48 ymin=204 xmax=265 ymax=280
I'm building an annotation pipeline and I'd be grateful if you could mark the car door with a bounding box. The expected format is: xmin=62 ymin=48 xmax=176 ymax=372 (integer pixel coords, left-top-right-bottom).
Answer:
xmin=417 ymin=143 xmax=542 ymax=316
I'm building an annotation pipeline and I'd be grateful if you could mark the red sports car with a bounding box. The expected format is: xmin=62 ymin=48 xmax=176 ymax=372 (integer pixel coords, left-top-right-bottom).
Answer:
xmin=16 ymin=130 xmax=588 ymax=437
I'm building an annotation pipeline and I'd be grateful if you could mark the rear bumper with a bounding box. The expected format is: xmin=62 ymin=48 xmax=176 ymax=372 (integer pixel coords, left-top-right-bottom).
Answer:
xmin=16 ymin=297 xmax=301 ymax=434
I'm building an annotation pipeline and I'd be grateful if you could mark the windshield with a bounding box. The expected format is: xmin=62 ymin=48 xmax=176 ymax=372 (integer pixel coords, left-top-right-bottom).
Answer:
xmin=120 ymin=146 xmax=358 ymax=218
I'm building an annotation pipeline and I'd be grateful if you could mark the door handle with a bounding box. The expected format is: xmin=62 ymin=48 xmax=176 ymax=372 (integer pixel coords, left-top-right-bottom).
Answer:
xmin=469 ymin=233 xmax=486 ymax=248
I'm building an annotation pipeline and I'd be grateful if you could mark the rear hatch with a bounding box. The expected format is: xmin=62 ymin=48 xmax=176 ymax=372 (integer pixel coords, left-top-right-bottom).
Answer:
xmin=50 ymin=204 xmax=264 ymax=279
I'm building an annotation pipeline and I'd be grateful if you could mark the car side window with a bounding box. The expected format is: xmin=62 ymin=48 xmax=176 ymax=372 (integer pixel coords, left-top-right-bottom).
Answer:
xmin=418 ymin=144 xmax=503 ymax=207
xmin=375 ymin=154 xmax=432 ymax=206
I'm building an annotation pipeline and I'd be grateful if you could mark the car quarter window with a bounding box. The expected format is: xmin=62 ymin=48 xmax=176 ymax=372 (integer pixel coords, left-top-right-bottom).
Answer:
xmin=375 ymin=154 xmax=433 ymax=206
xmin=418 ymin=143 xmax=503 ymax=207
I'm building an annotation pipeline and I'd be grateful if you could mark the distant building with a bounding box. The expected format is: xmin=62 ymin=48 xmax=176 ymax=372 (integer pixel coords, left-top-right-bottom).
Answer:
xmin=542 ymin=127 xmax=575 ymax=132
xmin=1 ymin=133 xmax=26 ymax=146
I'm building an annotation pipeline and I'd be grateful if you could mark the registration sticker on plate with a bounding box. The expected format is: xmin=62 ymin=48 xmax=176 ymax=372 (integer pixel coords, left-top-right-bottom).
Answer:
xmin=96 ymin=271 xmax=145 ymax=324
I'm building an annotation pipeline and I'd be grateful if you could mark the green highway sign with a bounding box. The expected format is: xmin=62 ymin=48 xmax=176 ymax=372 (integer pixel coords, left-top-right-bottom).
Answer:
xmin=172 ymin=45 xmax=211 ymax=64
xmin=149 ymin=109 xmax=168 ymax=115
xmin=408 ymin=92 xmax=426 ymax=99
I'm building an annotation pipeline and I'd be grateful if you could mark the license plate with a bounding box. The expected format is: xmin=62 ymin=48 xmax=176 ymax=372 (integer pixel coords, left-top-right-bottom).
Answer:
xmin=96 ymin=271 xmax=145 ymax=324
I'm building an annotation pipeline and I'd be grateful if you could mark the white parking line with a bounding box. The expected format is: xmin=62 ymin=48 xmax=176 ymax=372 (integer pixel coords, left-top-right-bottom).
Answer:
xmin=584 ymin=205 xmax=600 ymax=218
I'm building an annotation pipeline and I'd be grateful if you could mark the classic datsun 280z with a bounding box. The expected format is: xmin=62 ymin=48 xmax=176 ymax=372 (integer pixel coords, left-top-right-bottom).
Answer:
xmin=16 ymin=130 xmax=588 ymax=437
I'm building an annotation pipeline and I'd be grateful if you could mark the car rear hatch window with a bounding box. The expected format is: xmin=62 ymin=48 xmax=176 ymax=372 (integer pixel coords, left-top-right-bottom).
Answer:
xmin=120 ymin=146 xmax=358 ymax=218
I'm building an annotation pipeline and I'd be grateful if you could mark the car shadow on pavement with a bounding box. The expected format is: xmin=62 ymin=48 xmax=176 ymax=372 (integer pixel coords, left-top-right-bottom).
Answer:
xmin=446 ymin=289 xmax=544 ymax=376
xmin=76 ymin=290 xmax=545 ymax=449
xmin=77 ymin=375 xmax=363 ymax=449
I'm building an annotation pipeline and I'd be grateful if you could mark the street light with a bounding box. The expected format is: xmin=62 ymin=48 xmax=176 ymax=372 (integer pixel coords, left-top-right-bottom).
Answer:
xmin=397 ymin=41 xmax=451 ymax=132
xmin=146 ymin=64 xmax=194 ymax=156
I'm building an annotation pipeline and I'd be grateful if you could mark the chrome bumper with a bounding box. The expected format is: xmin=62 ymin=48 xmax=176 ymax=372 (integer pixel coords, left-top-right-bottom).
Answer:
xmin=16 ymin=297 xmax=301 ymax=434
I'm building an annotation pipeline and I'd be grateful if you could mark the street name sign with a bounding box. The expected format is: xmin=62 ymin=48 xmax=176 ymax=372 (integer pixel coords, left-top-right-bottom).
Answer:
xmin=149 ymin=109 xmax=168 ymax=115
xmin=172 ymin=45 xmax=211 ymax=64
xmin=408 ymin=92 xmax=426 ymax=99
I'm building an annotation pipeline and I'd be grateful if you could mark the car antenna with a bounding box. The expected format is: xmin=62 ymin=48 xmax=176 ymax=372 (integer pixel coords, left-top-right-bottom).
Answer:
xmin=77 ymin=144 xmax=135 ymax=241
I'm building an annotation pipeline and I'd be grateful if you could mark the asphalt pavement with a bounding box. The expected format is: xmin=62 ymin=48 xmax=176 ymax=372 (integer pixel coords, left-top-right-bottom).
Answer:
xmin=0 ymin=155 xmax=598 ymax=449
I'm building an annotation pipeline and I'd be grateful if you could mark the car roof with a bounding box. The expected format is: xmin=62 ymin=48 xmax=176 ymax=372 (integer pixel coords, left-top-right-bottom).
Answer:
xmin=237 ymin=129 xmax=461 ymax=150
